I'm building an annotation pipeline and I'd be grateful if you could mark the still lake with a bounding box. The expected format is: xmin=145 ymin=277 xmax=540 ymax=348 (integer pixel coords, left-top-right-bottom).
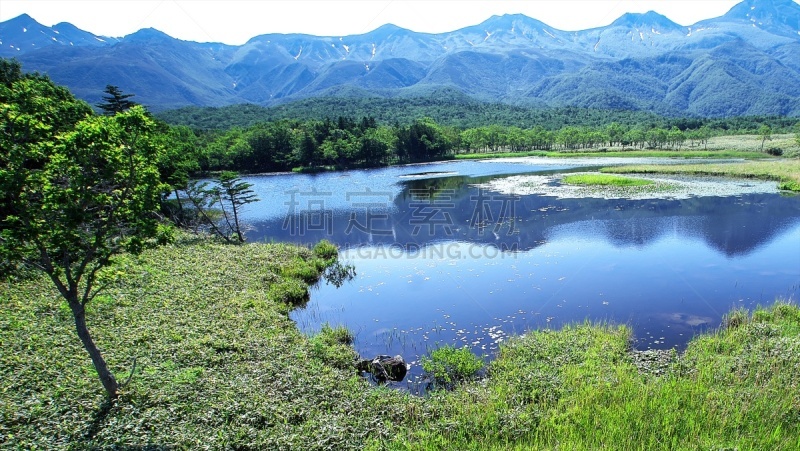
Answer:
xmin=238 ymin=158 xmax=800 ymax=385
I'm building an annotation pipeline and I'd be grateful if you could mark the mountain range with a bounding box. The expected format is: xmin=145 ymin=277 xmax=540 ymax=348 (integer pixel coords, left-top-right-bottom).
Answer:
xmin=1 ymin=0 xmax=799 ymax=116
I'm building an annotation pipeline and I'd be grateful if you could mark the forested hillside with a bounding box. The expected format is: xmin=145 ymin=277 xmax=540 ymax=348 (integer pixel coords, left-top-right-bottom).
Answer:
xmin=159 ymin=94 xmax=800 ymax=132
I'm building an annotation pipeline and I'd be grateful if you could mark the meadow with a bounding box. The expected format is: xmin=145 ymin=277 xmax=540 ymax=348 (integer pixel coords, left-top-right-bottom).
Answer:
xmin=603 ymin=159 xmax=800 ymax=191
xmin=2 ymin=233 xmax=799 ymax=449
xmin=455 ymin=133 xmax=800 ymax=163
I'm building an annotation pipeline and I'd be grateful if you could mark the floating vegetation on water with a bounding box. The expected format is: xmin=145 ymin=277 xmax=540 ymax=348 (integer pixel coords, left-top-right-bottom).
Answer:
xmin=475 ymin=172 xmax=779 ymax=200
xmin=562 ymin=173 xmax=654 ymax=187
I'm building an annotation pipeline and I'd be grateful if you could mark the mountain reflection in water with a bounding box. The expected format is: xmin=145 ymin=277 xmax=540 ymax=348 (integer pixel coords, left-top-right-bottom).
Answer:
xmin=236 ymin=160 xmax=800 ymax=388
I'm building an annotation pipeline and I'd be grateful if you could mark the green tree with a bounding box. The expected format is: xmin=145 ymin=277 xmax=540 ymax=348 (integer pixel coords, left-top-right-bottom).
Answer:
xmin=208 ymin=172 xmax=259 ymax=243
xmin=298 ymin=130 xmax=321 ymax=168
xmin=646 ymin=128 xmax=668 ymax=149
xmin=0 ymin=58 xmax=23 ymax=85
xmin=606 ymin=122 xmax=625 ymax=147
xmin=203 ymin=127 xmax=245 ymax=170
xmin=795 ymin=124 xmax=800 ymax=147
xmin=396 ymin=118 xmax=454 ymax=162
xmin=244 ymin=121 xmax=299 ymax=172
xmin=527 ymin=126 xmax=554 ymax=150
xmin=623 ymin=128 xmax=646 ymax=149
xmin=1 ymin=72 xmax=168 ymax=401
xmin=587 ymin=130 xmax=609 ymax=149
xmin=697 ymin=125 xmax=712 ymax=150
xmin=96 ymin=84 xmax=138 ymax=116
xmin=483 ymin=124 xmax=506 ymax=152
xmin=758 ymin=124 xmax=772 ymax=152
xmin=668 ymin=127 xmax=685 ymax=150
xmin=320 ymin=129 xmax=358 ymax=166
xmin=459 ymin=128 xmax=481 ymax=153
xmin=156 ymin=125 xmax=202 ymax=227
xmin=506 ymin=126 xmax=526 ymax=152
xmin=358 ymin=126 xmax=396 ymax=167
xmin=558 ymin=126 xmax=582 ymax=150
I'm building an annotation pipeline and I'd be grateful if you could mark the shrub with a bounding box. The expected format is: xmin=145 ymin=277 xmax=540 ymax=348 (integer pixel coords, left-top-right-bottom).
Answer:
xmin=723 ymin=309 xmax=749 ymax=330
xmin=282 ymin=262 xmax=323 ymax=284
xmin=309 ymin=324 xmax=357 ymax=369
xmin=319 ymin=323 xmax=355 ymax=346
xmin=421 ymin=345 xmax=484 ymax=389
xmin=313 ymin=240 xmax=339 ymax=261
xmin=268 ymin=279 xmax=309 ymax=305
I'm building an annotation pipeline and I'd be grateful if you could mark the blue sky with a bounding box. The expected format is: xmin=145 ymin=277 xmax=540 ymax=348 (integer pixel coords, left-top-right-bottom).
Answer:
xmin=0 ymin=1 xmax=762 ymax=45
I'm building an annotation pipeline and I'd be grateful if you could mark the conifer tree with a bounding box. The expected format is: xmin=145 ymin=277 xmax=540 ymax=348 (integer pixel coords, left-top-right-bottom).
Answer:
xmin=96 ymin=84 xmax=137 ymax=115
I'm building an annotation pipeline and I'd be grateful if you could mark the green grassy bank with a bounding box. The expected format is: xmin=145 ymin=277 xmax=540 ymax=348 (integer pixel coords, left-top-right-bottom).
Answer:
xmin=2 ymin=235 xmax=799 ymax=449
xmin=386 ymin=304 xmax=800 ymax=450
xmin=454 ymin=149 xmax=769 ymax=160
xmin=603 ymin=159 xmax=800 ymax=191
xmin=0 ymin=236 xmax=406 ymax=448
xmin=454 ymin=133 xmax=800 ymax=161
xmin=562 ymin=173 xmax=654 ymax=187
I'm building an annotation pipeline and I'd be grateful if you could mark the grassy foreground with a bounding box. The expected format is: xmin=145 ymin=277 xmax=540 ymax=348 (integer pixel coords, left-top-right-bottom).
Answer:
xmin=2 ymin=235 xmax=799 ymax=449
xmin=0 ymin=236 xmax=407 ymax=448
xmin=603 ymin=159 xmax=800 ymax=191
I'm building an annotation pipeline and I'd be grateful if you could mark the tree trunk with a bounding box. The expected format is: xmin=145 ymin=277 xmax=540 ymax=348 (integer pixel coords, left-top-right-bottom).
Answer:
xmin=71 ymin=301 xmax=119 ymax=399
xmin=229 ymin=194 xmax=244 ymax=243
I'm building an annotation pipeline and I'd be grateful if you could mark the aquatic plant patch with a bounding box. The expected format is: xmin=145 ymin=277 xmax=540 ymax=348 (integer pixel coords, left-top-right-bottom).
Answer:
xmin=474 ymin=172 xmax=777 ymax=200
xmin=562 ymin=173 xmax=654 ymax=187
xmin=603 ymin=159 xmax=800 ymax=192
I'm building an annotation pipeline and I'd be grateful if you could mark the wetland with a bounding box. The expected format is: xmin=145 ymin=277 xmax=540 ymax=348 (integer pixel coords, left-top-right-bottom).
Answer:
xmin=234 ymin=157 xmax=800 ymax=386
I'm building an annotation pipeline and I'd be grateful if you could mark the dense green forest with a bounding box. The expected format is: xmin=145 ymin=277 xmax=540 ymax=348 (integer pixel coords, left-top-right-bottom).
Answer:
xmin=182 ymin=115 xmax=800 ymax=173
xmin=159 ymin=92 xmax=668 ymax=130
xmin=154 ymin=92 xmax=800 ymax=173
xmin=158 ymin=90 xmax=800 ymax=133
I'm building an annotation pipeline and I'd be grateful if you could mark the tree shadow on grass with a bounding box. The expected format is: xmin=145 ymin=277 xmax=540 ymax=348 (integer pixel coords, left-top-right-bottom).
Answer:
xmin=80 ymin=397 xmax=171 ymax=449
xmin=82 ymin=398 xmax=114 ymax=442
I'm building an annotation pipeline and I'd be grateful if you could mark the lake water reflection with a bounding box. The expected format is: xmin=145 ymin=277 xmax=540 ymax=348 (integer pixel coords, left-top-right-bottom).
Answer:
xmin=239 ymin=158 xmax=800 ymax=386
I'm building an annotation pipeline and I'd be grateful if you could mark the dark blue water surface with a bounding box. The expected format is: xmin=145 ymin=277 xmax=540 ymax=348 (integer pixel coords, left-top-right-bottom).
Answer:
xmin=238 ymin=158 xmax=800 ymax=387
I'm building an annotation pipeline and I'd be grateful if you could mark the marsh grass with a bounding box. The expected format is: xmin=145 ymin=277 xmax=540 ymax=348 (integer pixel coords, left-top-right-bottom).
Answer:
xmin=454 ymin=134 xmax=799 ymax=161
xmin=603 ymin=159 xmax=800 ymax=191
xmin=551 ymin=173 xmax=678 ymax=198
xmin=420 ymin=345 xmax=484 ymax=389
xmin=456 ymin=149 xmax=769 ymax=160
xmin=562 ymin=173 xmax=653 ymax=187
xmin=2 ymin=233 xmax=799 ymax=450
xmin=708 ymin=133 xmax=800 ymax=155
xmin=380 ymin=304 xmax=800 ymax=450
xmin=309 ymin=324 xmax=358 ymax=369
